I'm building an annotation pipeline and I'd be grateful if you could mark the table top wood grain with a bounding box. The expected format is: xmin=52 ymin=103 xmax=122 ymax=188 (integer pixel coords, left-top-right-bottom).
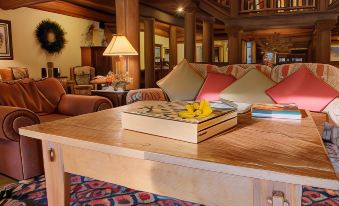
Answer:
xmin=20 ymin=101 xmax=338 ymax=189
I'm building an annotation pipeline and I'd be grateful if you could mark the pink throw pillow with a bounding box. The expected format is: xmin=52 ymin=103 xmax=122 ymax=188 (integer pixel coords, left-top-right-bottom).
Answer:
xmin=196 ymin=72 xmax=236 ymax=101
xmin=266 ymin=66 xmax=338 ymax=112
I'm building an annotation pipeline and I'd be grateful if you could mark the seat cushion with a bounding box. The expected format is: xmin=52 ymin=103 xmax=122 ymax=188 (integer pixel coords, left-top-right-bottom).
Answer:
xmin=219 ymin=69 xmax=275 ymax=104
xmin=266 ymin=67 xmax=338 ymax=112
xmin=196 ymin=72 xmax=236 ymax=101
xmin=157 ymin=59 xmax=204 ymax=101
xmin=39 ymin=114 xmax=70 ymax=123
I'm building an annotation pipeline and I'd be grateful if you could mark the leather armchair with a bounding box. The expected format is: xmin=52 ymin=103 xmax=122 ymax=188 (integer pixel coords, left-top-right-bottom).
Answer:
xmin=0 ymin=78 xmax=112 ymax=180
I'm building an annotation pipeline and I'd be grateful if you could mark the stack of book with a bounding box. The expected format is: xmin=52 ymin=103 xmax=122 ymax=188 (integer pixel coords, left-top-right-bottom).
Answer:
xmin=122 ymin=101 xmax=237 ymax=143
xmin=251 ymin=103 xmax=302 ymax=120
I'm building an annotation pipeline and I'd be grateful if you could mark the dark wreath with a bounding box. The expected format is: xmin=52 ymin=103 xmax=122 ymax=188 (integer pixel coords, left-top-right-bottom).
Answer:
xmin=35 ymin=19 xmax=66 ymax=54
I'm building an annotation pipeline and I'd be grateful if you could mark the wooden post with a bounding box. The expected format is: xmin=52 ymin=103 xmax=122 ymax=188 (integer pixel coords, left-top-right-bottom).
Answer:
xmin=314 ymin=19 xmax=336 ymax=63
xmin=225 ymin=25 xmax=242 ymax=64
xmin=144 ymin=18 xmax=155 ymax=88
xmin=169 ymin=25 xmax=177 ymax=70
xmin=202 ymin=17 xmax=215 ymax=63
xmin=115 ymin=0 xmax=140 ymax=89
xmin=42 ymin=141 xmax=70 ymax=206
xmin=184 ymin=12 xmax=196 ymax=62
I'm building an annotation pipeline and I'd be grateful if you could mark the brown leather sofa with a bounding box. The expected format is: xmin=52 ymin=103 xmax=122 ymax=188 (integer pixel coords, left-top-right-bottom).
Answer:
xmin=0 ymin=78 xmax=112 ymax=180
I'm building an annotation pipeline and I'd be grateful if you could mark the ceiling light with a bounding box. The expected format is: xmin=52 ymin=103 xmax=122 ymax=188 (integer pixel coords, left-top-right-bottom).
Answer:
xmin=177 ymin=7 xmax=184 ymax=13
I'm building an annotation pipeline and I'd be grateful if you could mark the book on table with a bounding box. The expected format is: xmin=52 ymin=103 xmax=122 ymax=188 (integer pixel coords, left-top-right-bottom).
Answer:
xmin=122 ymin=101 xmax=237 ymax=143
xmin=251 ymin=103 xmax=302 ymax=120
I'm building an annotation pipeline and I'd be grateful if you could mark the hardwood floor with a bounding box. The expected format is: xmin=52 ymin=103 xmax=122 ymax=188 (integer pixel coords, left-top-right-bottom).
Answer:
xmin=0 ymin=174 xmax=16 ymax=188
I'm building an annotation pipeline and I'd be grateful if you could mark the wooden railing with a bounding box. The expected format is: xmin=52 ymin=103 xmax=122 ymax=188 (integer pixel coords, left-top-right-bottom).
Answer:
xmin=211 ymin=0 xmax=230 ymax=8
xmin=240 ymin=0 xmax=317 ymax=14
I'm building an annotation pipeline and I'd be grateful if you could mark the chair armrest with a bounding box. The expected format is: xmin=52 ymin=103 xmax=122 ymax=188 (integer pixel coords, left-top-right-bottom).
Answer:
xmin=126 ymin=88 xmax=168 ymax=104
xmin=0 ymin=106 xmax=40 ymax=142
xmin=58 ymin=94 xmax=112 ymax=116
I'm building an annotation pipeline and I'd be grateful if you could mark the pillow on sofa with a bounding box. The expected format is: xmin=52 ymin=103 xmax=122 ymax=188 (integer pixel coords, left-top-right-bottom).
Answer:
xmin=196 ymin=72 xmax=236 ymax=101
xmin=266 ymin=67 xmax=338 ymax=112
xmin=219 ymin=69 xmax=275 ymax=104
xmin=0 ymin=68 xmax=14 ymax=81
xmin=157 ymin=59 xmax=204 ymax=101
xmin=323 ymin=98 xmax=339 ymax=127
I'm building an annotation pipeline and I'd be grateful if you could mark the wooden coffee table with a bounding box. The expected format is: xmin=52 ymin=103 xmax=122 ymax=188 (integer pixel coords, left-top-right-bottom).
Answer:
xmin=19 ymin=101 xmax=338 ymax=206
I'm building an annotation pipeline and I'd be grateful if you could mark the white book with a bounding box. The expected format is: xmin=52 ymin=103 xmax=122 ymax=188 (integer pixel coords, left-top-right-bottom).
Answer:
xmin=122 ymin=101 xmax=237 ymax=143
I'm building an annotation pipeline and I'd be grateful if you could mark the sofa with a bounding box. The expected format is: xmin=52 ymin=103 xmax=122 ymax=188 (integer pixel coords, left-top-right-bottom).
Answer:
xmin=0 ymin=78 xmax=113 ymax=180
xmin=126 ymin=62 xmax=339 ymax=133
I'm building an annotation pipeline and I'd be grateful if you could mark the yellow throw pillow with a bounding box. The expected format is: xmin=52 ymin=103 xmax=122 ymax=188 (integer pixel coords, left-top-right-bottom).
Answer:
xmin=219 ymin=69 xmax=275 ymax=104
xmin=157 ymin=59 xmax=204 ymax=101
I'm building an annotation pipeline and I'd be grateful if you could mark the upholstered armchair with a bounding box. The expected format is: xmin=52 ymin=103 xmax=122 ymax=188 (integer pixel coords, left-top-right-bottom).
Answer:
xmin=70 ymin=66 xmax=96 ymax=95
xmin=0 ymin=78 xmax=112 ymax=180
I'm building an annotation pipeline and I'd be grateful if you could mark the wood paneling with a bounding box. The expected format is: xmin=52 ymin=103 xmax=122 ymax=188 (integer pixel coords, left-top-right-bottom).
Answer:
xmin=0 ymin=0 xmax=52 ymax=9
xmin=30 ymin=1 xmax=114 ymax=23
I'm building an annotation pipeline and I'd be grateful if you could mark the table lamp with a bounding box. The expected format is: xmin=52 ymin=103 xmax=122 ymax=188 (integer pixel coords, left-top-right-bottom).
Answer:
xmin=103 ymin=35 xmax=138 ymax=91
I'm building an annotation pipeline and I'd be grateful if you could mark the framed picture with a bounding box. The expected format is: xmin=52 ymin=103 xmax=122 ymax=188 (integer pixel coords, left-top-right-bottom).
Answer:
xmin=0 ymin=20 xmax=13 ymax=60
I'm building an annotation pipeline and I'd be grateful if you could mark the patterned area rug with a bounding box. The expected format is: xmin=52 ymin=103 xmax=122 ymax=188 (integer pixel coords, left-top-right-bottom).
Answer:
xmin=0 ymin=142 xmax=338 ymax=206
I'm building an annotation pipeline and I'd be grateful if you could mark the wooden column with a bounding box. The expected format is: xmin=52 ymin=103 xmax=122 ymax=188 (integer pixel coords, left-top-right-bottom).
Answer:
xmin=169 ymin=25 xmax=177 ymax=70
xmin=317 ymin=0 xmax=330 ymax=11
xmin=184 ymin=12 xmax=196 ymax=62
xmin=144 ymin=18 xmax=155 ymax=88
xmin=115 ymin=0 xmax=140 ymax=89
xmin=225 ymin=25 xmax=242 ymax=64
xmin=314 ymin=19 xmax=336 ymax=64
xmin=202 ymin=17 xmax=215 ymax=63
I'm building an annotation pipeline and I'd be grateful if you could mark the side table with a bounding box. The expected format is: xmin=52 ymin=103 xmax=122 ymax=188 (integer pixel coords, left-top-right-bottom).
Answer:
xmin=91 ymin=90 xmax=129 ymax=107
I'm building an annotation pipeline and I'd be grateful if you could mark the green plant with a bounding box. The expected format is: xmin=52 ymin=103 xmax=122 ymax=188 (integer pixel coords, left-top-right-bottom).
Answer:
xmin=35 ymin=19 xmax=66 ymax=54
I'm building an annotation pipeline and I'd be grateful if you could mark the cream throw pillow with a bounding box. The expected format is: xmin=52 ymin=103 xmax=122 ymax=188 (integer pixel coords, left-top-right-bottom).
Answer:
xmin=157 ymin=59 xmax=204 ymax=101
xmin=219 ymin=69 xmax=275 ymax=104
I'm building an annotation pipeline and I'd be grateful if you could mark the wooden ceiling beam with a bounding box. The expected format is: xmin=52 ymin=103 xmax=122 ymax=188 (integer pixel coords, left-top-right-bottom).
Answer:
xmin=0 ymin=0 xmax=52 ymax=9
xmin=63 ymin=0 xmax=115 ymax=14
xmin=30 ymin=1 xmax=114 ymax=23
xmin=198 ymin=0 xmax=230 ymax=22
xmin=139 ymin=4 xmax=184 ymax=27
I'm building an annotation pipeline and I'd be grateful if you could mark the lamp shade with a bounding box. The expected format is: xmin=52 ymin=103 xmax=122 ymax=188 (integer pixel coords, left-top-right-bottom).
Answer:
xmin=103 ymin=35 xmax=138 ymax=56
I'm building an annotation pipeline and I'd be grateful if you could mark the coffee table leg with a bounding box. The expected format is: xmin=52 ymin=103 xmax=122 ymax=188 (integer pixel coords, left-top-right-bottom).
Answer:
xmin=42 ymin=141 xmax=70 ymax=206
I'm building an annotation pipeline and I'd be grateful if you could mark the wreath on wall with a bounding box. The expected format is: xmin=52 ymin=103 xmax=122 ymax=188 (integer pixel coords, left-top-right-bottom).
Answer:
xmin=35 ymin=19 xmax=66 ymax=54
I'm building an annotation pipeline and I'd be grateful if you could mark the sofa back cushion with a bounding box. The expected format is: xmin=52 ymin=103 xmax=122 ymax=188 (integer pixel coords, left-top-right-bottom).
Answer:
xmin=157 ymin=59 xmax=204 ymax=101
xmin=35 ymin=78 xmax=66 ymax=106
xmin=219 ymin=69 xmax=275 ymax=104
xmin=196 ymin=72 xmax=236 ymax=101
xmin=0 ymin=68 xmax=14 ymax=81
xmin=0 ymin=79 xmax=58 ymax=114
xmin=266 ymin=66 xmax=338 ymax=112
xmin=271 ymin=63 xmax=339 ymax=91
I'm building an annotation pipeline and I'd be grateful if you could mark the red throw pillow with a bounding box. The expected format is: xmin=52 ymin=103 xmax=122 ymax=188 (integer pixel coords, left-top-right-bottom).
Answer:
xmin=196 ymin=72 xmax=236 ymax=101
xmin=266 ymin=66 xmax=338 ymax=112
